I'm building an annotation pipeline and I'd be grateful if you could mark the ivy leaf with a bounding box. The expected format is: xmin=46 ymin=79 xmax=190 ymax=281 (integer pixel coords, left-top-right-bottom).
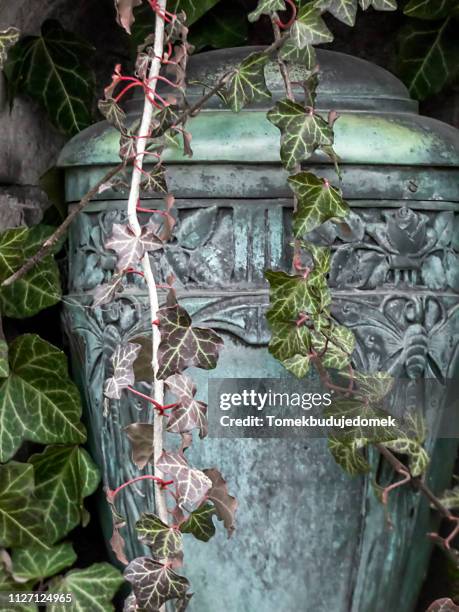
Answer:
xmin=291 ymin=4 xmax=334 ymax=48
xmin=404 ymin=0 xmax=457 ymax=20
xmin=426 ymin=599 xmax=459 ymax=612
xmin=328 ymin=437 xmax=370 ymax=476
xmin=316 ymin=0 xmax=358 ymax=26
xmin=0 ymin=462 xmax=48 ymax=549
xmin=104 ymin=342 xmax=141 ymax=400
xmin=0 ymin=27 xmax=20 ymax=69
xmin=0 ymin=340 xmax=8 ymax=379
xmin=98 ymin=98 xmax=127 ymax=134
xmin=203 ymin=468 xmax=237 ymax=537
xmin=11 ymin=543 xmax=77 ymax=582
xmin=267 ymin=100 xmax=334 ymax=170
xmin=165 ymin=373 xmax=208 ymax=438
xmin=0 ymin=334 xmax=86 ymax=463
xmin=288 ymin=172 xmax=349 ymax=235
xmin=343 ymin=370 xmax=394 ymax=403
xmin=279 ymin=39 xmax=316 ymax=69
xmin=226 ymin=52 xmax=271 ymax=113
xmin=248 ymin=0 xmax=287 ymax=22
xmin=156 ymin=451 xmax=212 ymax=510
xmin=105 ymin=223 xmax=163 ymax=272
xmin=136 ymin=513 xmax=183 ymax=559
xmin=4 ymin=20 xmax=95 ymax=136
xmin=92 ymin=275 xmax=124 ymax=308
xmin=125 ymin=423 xmax=155 ymax=470
xmin=359 ymin=0 xmax=397 ymax=9
xmin=141 ymin=164 xmax=168 ymax=194
xmin=115 ymin=0 xmax=142 ymax=34
xmin=383 ymin=433 xmax=429 ymax=477
xmin=125 ymin=557 xmax=190 ymax=611
xmin=266 ymin=321 xmax=312 ymax=377
xmin=180 ymin=502 xmax=216 ymax=542
xmin=0 ymin=225 xmax=62 ymax=319
xmin=312 ymin=325 xmax=355 ymax=369
xmin=438 ymin=486 xmax=459 ymax=511
xmin=396 ymin=18 xmax=459 ymax=100
xmin=47 ymin=563 xmax=124 ymax=612
xmin=28 ymin=445 xmax=100 ymax=544
xmin=157 ymin=304 xmax=223 ymax=379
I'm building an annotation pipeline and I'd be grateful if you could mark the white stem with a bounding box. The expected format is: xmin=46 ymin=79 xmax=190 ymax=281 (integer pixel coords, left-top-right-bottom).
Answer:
xmin=126 ymin=0 xmax=169 ymax=526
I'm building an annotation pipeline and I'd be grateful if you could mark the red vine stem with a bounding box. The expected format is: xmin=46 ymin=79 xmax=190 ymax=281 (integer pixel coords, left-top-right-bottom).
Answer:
xmin=127 ymin=386 xmax=179 ymax=415
xmin=274 ymin=0 xmax=297 ymax=29
xmin=108 ymin=475 xmax=174 ymax=502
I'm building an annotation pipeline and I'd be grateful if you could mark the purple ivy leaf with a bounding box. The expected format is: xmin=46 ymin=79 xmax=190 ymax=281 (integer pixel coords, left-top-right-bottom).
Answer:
xmin=104 ymin=342 xmax=141 ymax=399
xmin=105 ymin=223 xmax=163 ymax=272
xmin=165 ymin=374 xmax=208 ymax=438
xmin=157 ymin=304 xmax=223 ymax=379
xmin=203 ymin=468 xmax=237 ymax=538
xmin=124 ymin=556 xmax=190 ymax=611
xmin=92 ymin=274 xmax=124 ymax=308
xmin=124 ymin=423 xmax=154 ymax=469
xmin=156 ymin=451 xmax=211 ymax=511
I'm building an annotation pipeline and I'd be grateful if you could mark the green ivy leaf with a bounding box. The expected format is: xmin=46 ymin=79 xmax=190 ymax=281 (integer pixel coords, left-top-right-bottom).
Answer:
xmin=267 ymin=322 xmax=313 ymax=377
xmin=343 ymin=370 xmax=394 ymax=403
xmin=288 ymin=172 xmax=349 ymax=235
xmin=0 ymin=462 xmax=48 ymax=549
xmin=11 ymin=543 xmax=77 ymax=582
xmin=125 ymin=557 xmax=191 ymax=610
xmin=328 ymin=437 xmax=370 ymax=475
xmin=180 ymin=502 xmax=216 ymax=542
xmin=136 ymin=513 xmax=183 ymax=559
xmin=0 ymin=339 xmax=8 ymax=379
xmin=404 ymin=0 xmax=458 ymax=20
xmin=396 ymin=18 xmax=459 ymax=100
xmin=0 ymin=27 xmax=20 ymax=69
xmin=47 ymin=563 xmax=124 ymax=612
xmin=0 ymin=334 xmax=86 ymax=462
xmin=0 ymin=225 xmax=62 ymax=319
xmin=248 ymin=0 xmax=286 ymax=22
xmin=28 ymin=445 xmax=100 ymax=543
xmin=291 ymin=4 xmax=334 ymax=48
xmin=316 ymin=0 xmax=358 ymax=26
xmin=359 ymin=0 xmax=397 ymax=9
xmin=267 ymin=100 xmax=333 ymax=170
xmin=279 ymin=39 xmax=316 ymax=69
xmin=4 ymin=20 xmax=95 ymax=136
xmin=383 ymin=437 xmax=429 ymax=477
xmin=312 ymin=325 xmax=355 ymax=369
xmin=226 ymin=51 xmax=271 ymax=113
xmin=157 ymin=304 xmax=223 ymax=379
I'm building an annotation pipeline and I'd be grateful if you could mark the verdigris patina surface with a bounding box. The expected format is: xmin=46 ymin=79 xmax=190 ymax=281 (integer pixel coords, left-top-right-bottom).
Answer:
xmin=59 ymin=48 xmax=459 ymax=611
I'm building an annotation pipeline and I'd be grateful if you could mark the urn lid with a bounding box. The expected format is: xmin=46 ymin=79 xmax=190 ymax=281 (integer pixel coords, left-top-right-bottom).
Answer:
xmin=58 ymin=46 xmax=459 ymax=171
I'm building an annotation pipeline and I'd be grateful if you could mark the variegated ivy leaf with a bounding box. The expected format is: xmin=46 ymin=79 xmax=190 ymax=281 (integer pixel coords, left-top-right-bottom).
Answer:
xmin=226 ymin=52 xmax=271 ymax=113
xmin=279 ymin=39 xmax=316 ymax=69
xmin=288 ymin=172 xmax=349 ymax=235
xmin=156 ymin=451 xmax=212 ymax=510
xmin=0 ymin=462 xmax=48 ymax=549
xmin=0 ymin=27 xmax=20 ymax=69
xmin=28 ymin=445 xmax=100 ymax=544
xmin=267 ymin=321 xmax=313 ymax=377
xmin=98 ymin=98 xmax=127 ymax=134
xmin=0 ymin=334 xmax=86 ymax=463
xmin=291 ymin=4 xmax=334 ymax=49
xmin=47 ymin=563 xmax=124 ymax=612
xmin=359 ymin=0 xmax=397 ymax=9
xmin=124 ymin=557 xmax=190 ymax=611
xmin=180 ymin=502 xmax=216 ymax=542
xmin=267 ymin=100 xmax=333 ymax=171
xmin=165 ymin=373 xmax=208 ymax=438
xmin=136 ymin=513 xmax=183 ymax=559
xmin=328 ymin=437 xmax=370 ymax=476
xmin=141 ymin=164 xmax=168 ymax=194
xmin=11 ymin=543 xmax=77 ymax=582
xmin=125 ymin=423 xmax=155 ymax=469
xmin=203 ymin=468 xmax=237 ymax=537
xmin=115 ymin=0 xmax=142 ymax=34
xmin=104 ymin=342 xmax=141 ymax=400
xmin=92 ymin=275 xmax=124 ymax=308
xmin=316 ymin=0 xmax=358 ymax=25
xmin=438 ymin=485 xmax=459 ymax=511
xmin=248 ymin=0 xmax=287 ymax=22
xmin=157 ymin=304 xmax=223 ymax=379
xmin=383 ymin=437 xmax=429 ymax=477
xmin=342 ymin=370 xmax=394 ymax=403
xmin=105 ymin=223 xmax=163 ymax=272
xmin=312 ymin=325 xmax=355 ymax=369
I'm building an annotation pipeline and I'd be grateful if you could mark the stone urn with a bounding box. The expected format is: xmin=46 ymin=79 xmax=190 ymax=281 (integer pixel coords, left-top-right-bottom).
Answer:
xmin=58 ymin=47 xmax=459 ymax=611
